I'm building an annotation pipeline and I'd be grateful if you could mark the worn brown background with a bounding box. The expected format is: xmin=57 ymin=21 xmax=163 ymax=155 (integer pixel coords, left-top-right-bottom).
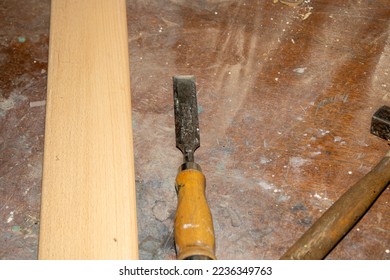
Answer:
xmin=1 ymin=0 xmax=389 ymax=259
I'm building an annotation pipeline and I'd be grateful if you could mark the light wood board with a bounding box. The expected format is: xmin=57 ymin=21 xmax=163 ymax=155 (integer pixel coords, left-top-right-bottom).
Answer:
xmin=38 ymin=0 xmax=138 ymax=259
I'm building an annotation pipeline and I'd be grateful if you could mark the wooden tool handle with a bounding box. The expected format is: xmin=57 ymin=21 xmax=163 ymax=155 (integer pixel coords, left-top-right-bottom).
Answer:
xmin=281 ymin=151 xmax=390 ymax=260
xmin=174 ymin=168 xmax=216 ymax=260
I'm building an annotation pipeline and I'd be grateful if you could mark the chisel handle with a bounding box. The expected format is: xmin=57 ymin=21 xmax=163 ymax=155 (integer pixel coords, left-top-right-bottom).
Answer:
xmin=174 ymin=163 xmax=216 ymax=260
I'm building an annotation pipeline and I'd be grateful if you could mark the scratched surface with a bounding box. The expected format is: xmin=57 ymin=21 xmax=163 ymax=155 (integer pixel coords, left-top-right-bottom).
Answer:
xmin=1 ymin=0 xmax=389 ymax=259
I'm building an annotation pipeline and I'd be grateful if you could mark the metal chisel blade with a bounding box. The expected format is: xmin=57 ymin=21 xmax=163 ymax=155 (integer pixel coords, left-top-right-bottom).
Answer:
xmin=173 ymin=75 xmax=200 ymax=162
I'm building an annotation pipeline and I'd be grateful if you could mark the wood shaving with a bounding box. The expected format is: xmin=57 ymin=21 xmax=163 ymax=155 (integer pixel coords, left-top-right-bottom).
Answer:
xmin=302 ymin=11 xmax=312 ymax=20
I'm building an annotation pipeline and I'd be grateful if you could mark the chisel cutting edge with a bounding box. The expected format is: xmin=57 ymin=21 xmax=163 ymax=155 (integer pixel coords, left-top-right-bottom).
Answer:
xmin=173 ymin=75 xmax=216 ymax=260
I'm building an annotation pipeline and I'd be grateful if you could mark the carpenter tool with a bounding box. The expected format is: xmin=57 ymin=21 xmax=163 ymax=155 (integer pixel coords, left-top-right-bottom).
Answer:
xmin=281 ymin=105 xmax=390 ymax=260
xmin=173 ymin=75 xmax=216 ymax=260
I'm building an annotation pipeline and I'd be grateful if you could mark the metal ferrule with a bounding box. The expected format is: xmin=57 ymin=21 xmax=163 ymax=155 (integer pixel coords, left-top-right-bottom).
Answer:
xmin=184 ymin=255 xmax=213 ymax=260
xmin=179 ymin=162 xmax=202 ymax=172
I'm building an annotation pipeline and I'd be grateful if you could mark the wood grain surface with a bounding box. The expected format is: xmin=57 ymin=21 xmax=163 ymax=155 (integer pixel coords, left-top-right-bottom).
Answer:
xmin=38 ymin=0 xmax=138 ymax=259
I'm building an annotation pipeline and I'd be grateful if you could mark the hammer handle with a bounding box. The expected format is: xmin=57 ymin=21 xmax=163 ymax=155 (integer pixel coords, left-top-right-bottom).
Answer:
xmin=281 ymin=151 xmax=390 ymax=260
xmin=174 ymin=169 xmax=216 ymax=260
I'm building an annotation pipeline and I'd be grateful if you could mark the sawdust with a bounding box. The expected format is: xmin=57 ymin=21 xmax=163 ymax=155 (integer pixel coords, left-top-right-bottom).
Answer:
xmin=152 ymin=201 xmax=170 ymax=222
xmin=258 ymin=180 xmax=275 ymax=191
xmin=289 ymin=157 xmax=310 ymax=168
xmin=0 ymin=96 xmax=15 ymax=111
xmin=29 ymin=100 xmax=46 ymax=108
xmin=6 ymin=211 xmax=14 ymax=223
xmin=293 ymin=67 xmax=307 ymax=74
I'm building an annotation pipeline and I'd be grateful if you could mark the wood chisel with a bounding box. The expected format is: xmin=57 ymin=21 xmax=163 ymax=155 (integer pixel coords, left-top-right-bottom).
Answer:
xmin=173 ymin=75 xmax=216 ymax=260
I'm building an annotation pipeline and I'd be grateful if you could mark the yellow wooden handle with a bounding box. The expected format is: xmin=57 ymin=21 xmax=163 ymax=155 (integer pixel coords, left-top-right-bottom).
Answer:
xmin=174 ymin=168 xmax=216 ymax=260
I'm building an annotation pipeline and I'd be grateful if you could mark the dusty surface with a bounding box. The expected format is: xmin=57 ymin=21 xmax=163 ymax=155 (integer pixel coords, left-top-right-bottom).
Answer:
xmin=0 ymin=0 xmax=49 ymax=259
xmin=1 ymin=0 xmax=389 ymax=259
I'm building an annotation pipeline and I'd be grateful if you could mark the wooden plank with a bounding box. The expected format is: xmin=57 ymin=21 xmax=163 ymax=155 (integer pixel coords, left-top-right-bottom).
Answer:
xmin=38 ymin=0 xmax=138 ymax=259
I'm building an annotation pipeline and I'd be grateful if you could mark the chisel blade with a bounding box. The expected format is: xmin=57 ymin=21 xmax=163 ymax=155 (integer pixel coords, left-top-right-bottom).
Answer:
xmin=173 ymin=75 xmax=200 ymax=163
